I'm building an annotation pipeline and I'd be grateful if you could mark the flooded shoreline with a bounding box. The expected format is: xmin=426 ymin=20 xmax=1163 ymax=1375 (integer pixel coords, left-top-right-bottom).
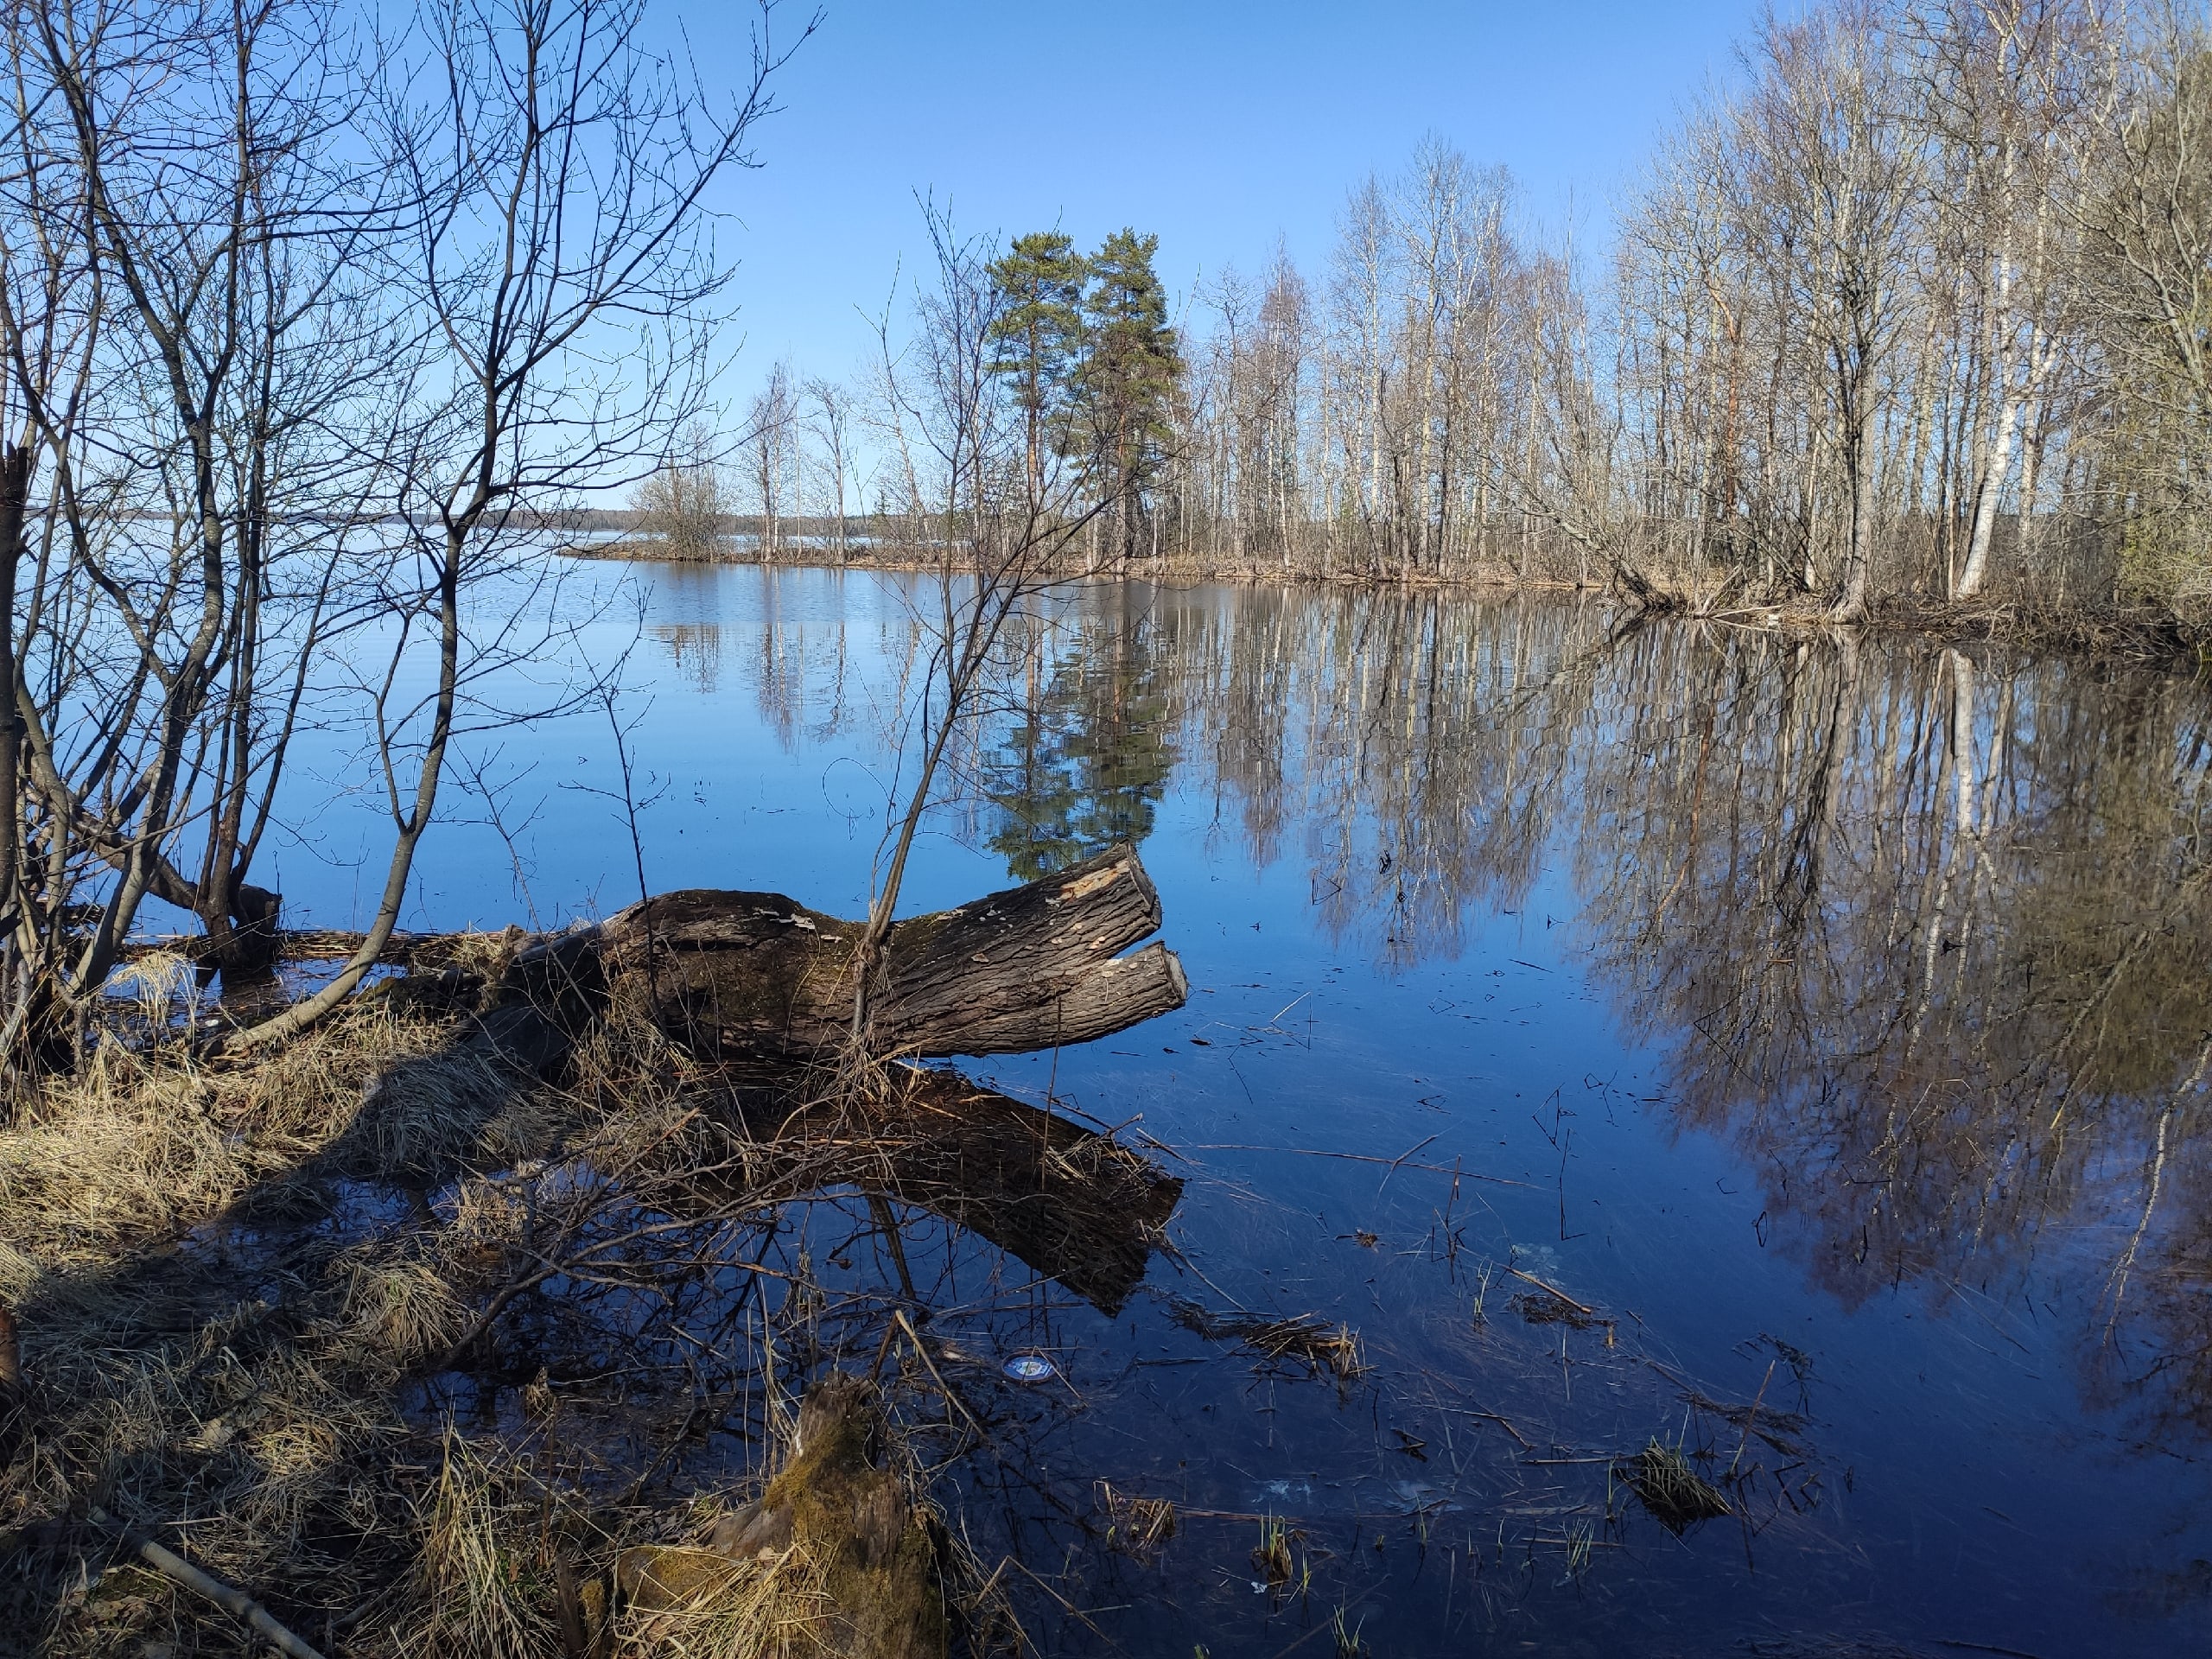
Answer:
xmin=8 ymin=566 xmax=2209 ymax=1656
xmin=621 ymin=567 xmax=2212 ymax=1654
xmin=570 ymin=536 xmax=2207 ymax=668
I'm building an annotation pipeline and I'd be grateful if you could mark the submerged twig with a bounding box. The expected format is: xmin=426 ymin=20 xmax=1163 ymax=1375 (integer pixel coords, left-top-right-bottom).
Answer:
xmin=893 ymin=1306 xmax=992 ymax=1442
xmin=1506 ymin=1266 xmax=1592 ymax=1315
xmin=1726 ymin=1359 xmax=1777 ymax=1478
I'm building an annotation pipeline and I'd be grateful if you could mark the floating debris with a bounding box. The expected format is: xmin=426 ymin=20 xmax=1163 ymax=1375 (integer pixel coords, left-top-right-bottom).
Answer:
xmin=1096 ymin=1481 xmax=1178 ymax=1563
xmin=1001 ymin=1353 xmax=1056 ymax=1382
xmin=1510 ymin=1289 xmax=1616 ymax=1334
xmin=1506 ymin=1268 xmax=1616 ymax=1344
xmin=1619 ymin=1439 xmax=1733 ymax=1533
xmin=1171 ymin=1300 xmax=1370 ymax=1385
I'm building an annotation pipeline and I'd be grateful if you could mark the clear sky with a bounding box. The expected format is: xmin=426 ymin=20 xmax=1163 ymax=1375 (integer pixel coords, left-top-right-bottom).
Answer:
xmin=683 ymin=1 xmax=1765 ymax=392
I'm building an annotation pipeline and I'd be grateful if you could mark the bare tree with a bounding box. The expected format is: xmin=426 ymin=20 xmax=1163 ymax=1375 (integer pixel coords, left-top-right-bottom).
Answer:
xmin=2071 ymin=1 xmax=2212 ymax=616
xmin=804 ymin=375 xmax=855 ymax=562
xmin=1916 ymin=0 xmax=2094 ymax=598
xmin=231 ymin=0 xmax=810 ymax=1049
xmin=0 ymin=0 xmax=420 ymax=1071
xmin=1738 ymin=3 xmax=1932 ymax=620
xmin=632 ymin=420 xmax=728 ymax=559
xmin=747 ymin=358 xmax=797 ymax=560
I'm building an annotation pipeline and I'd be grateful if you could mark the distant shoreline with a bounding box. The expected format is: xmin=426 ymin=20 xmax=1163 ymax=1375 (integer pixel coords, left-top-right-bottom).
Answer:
xmin=564 ymin=541 xmax=2206 ymax=670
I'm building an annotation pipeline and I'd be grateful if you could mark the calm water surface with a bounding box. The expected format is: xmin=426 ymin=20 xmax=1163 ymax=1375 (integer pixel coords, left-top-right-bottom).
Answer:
xmin=281 ymin=565 xmax=2212 ymax=1657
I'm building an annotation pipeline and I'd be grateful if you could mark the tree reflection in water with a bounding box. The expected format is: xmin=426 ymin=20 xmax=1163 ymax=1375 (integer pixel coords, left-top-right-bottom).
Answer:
xmin=985 ymin=588 xmax=1174 ymax=881
xmin=1187 ymin=594 xmax=2210 ymax=1453
xmin=644 ymin=571 xmax=2212 ymax=1643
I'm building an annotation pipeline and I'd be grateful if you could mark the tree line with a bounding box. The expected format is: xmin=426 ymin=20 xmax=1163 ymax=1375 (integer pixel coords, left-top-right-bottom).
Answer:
xmin=634 ymin=225 xmax=1182 ymax=571
xmin=688 ymin=0 xmax=2212 ymax=639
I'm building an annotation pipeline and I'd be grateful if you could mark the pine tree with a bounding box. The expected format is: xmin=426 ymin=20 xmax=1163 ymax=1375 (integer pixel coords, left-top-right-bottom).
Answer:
xmin=985 ymin=232 xmax=1087 ymax=499
xmin=1077 ymin=229 xmax=1183 ymax=562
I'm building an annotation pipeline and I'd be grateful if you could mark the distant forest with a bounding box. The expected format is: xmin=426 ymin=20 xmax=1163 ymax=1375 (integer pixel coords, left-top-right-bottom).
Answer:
xmin=658 ymin=0 xmax=2212 ymax=637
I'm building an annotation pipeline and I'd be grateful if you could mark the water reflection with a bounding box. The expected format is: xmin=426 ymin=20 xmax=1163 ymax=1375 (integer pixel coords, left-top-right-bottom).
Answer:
xmin=650 ymin=622 xmax=722 ymax=694
xmin=986 ymin=590 xmax=1175 ymax=880
xmin=666 ymin=580 xmax=2212 ymax=1465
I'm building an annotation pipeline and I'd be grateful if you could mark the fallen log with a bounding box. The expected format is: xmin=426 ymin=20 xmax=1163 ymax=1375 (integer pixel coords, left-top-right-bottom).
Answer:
xmin=429 ymin=842 xmax=1185 ymax=1074
xmin=605 ymin=841 xmax=1183 ymax=1060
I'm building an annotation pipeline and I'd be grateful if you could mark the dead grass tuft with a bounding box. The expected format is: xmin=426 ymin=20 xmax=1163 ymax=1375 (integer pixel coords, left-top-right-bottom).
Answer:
xmin=1096 ymin=1480 xmax=1177 ymax=1564
xmin=0 ymin=1007 xmax=452 ymax=1268
xmin=405 ymin=1428 xmax=577 ymax=1659
xmin=330 ymin=1246 xmax=475 ymax=1371
xmin=609 ymin=1539 xmax=834 ymax=1657
xmin=1619 ymin=1438 xmax=1732 ymax=1533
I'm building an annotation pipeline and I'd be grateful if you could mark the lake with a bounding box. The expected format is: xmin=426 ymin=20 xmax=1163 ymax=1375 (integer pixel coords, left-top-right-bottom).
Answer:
xmin=275 ymin=563 xmax=2212 ymax=1656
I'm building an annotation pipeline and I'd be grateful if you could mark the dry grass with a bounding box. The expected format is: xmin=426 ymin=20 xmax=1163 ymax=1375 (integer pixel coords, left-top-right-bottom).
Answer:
xmin=398 ymin=1427 xmax=843 ymax=1659
xmin=0 ymin=988 xmax=601 ymax=1656
xmin=403 ymin=1429 xmax=582 ymax=1659
xmin=610 ymin=1544 xmax=835 ymax=1659
xmin=1170 ymin=1300 xmax=1370 ymax=1387
xmin=0 ymin=1007 xmax=454 ymax=1267
xmin=1094 ymin=1481 xmax=1176 ymax=1565
xmin=0 ymin=934 xmax=1213 ymax=1659
xmin=1619 ymin=1438 xmax=1733 ymax=1534
xmin=0 ymin=982 xmax=1002 ymax=1656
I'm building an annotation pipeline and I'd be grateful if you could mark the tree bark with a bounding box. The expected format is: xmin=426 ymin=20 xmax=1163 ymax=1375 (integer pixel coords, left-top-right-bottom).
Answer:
xmin=601 ymin=842 xmax=1185 ymax=1061
xmin=433 ymin=842 xmax=1186 ymax=1076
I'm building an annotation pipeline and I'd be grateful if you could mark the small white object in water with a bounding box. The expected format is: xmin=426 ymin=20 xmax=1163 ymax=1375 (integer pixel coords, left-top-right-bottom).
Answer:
xmin=1001 ymin=1354 xmax=1055 ymax=1382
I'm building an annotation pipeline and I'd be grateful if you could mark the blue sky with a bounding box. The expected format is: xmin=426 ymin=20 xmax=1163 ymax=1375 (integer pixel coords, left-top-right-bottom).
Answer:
xmin=682 ymin=1 xmax=1764 ymax=391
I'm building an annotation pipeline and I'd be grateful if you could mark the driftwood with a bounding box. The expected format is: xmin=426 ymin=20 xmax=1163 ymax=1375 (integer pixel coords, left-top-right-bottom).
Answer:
xmin=435 ymin=842 xmax=1185 ymax=1074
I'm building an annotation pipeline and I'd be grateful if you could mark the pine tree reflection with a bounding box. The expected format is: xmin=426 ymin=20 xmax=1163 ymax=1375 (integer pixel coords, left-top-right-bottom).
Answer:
xmin=984 ymin=591 xmax=1175 ymax=881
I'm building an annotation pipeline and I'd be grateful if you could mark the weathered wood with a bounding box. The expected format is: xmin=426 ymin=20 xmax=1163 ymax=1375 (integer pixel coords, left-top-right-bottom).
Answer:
xmin=600 ymin=842 xmax=1185 ymax=1060
xmin=430 ymin=842 xmax=1185 ymax=1075
xmin=133 ymin=1540 xmax=326 ymax=1659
